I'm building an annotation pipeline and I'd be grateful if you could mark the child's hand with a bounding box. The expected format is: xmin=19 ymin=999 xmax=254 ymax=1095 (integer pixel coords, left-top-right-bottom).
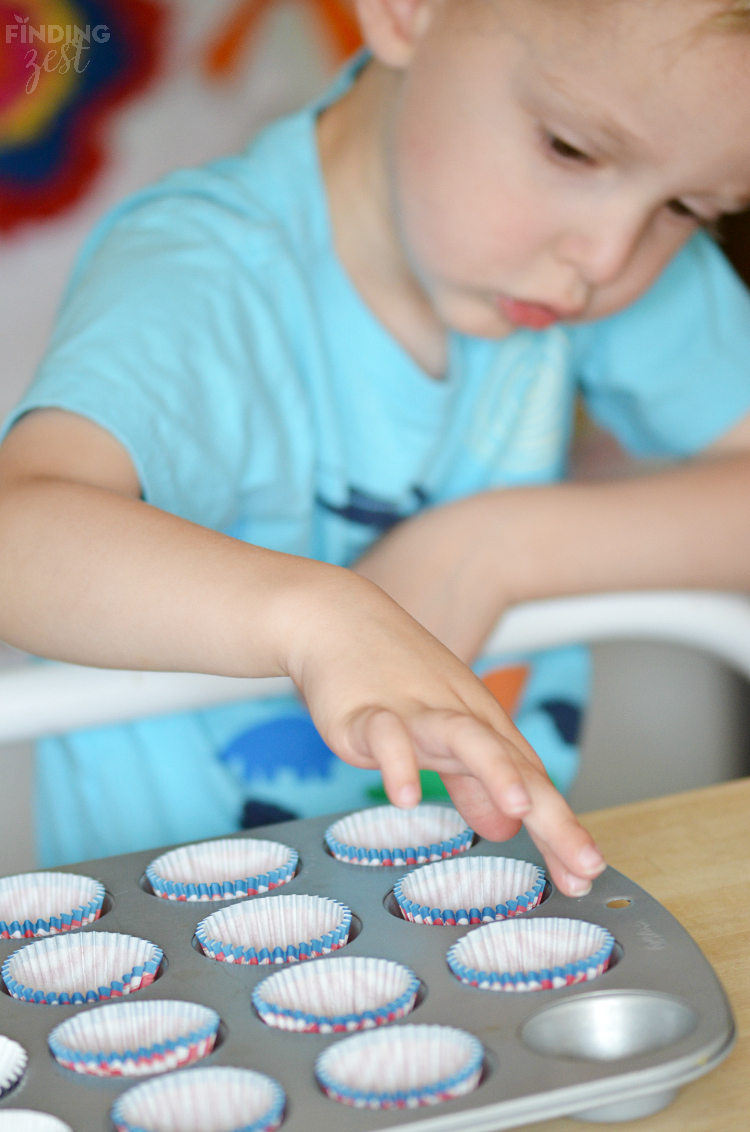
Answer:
xmin=284 ymin=571 xmax=605 ymax=897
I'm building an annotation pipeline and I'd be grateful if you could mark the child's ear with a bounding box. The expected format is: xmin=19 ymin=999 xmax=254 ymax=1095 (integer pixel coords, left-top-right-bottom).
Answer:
xmin=354 ymin=0 xmax=436 ymax=67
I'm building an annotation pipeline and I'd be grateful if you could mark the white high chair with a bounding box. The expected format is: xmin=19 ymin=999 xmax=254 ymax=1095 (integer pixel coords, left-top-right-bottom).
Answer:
xmin=1 ymin=590 xmax=749 ymax=743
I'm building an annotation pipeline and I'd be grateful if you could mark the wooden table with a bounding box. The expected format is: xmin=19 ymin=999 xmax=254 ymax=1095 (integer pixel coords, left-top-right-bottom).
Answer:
xmin=526 ymin=777 xmax=750 ymax=1131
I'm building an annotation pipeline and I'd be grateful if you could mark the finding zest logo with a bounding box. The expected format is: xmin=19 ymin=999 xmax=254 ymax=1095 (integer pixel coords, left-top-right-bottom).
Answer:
xmin=5 ymin=13 xmax=110 ymax=92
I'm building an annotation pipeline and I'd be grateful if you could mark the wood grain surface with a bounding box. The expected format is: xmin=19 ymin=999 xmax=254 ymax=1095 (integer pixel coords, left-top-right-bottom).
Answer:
xmin=525 ymin=777 xmax=750 ymax=1132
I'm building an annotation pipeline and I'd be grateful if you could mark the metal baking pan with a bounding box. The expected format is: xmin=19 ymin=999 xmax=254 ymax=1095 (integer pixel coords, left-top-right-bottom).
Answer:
xmin=0 ymin=810 xmax=735 ymax=1130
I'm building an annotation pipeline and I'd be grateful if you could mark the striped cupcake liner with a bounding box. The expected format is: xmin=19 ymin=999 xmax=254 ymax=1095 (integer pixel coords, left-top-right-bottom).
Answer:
xmin=315 ymin=1024 xmax=484 ymax=1109
xmin=325 ymin=805 xmax=472 ymax=867
xmin=111 ymin=1066 xmax=285 ymax=1132
xmin=2 ymin=933 xmax=162 ymax=1006
xmin=0 ymin=1115 xmax=73 ymax=1132
xmin=252 ymin=956 xmax=419 ymax=1033
xmin=0 ymin=872 xmax=105 ymax=940
xmin=48 ymin=1000 xmax=221 ymax=1077
xmin=394 ymin=856 xmax=545 ymax=926
xmin=146 ymin=838 xmax=298 ymax=902
xmin=447 ymin=917 xmax=616 ymax=992
xmin=0 ymin=1035 xmax=27 ymax=1099
xmin=196 ymin=894 xmax=351 ymax=966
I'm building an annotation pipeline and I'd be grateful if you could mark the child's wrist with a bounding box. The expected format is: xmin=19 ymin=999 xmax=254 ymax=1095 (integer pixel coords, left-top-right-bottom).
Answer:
xmin=264 ymin=558 xmax=375 ymax=684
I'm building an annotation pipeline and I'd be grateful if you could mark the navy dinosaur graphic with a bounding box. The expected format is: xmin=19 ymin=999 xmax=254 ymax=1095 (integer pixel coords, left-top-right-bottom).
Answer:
xmin=316 ymin=486 xmax=429 ymax=532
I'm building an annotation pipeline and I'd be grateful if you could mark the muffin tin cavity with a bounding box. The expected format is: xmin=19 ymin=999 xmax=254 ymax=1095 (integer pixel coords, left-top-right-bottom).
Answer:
xmin=48 ymin=999 xmax=221 ymax=1077
xmin=521 ymin=991 xmax=698 ymax=1061
xmin=394 ymin=855 xmax=545 ymax=925
xmin=1 ymin=932 xmax=162 ymax=1005
xmin=253 ymin=956 xmax=419 ymax=1033
xmin=146 ymin=838 xmax=298 ymax=901
xmin=112 ymin=1066 xmax=285 ymax=1132
xmin=324 ymin=804 xmax=472 ymax=866
xmin=0 ymin=872 xmax=105 ymax=939
xmin=196 ymin=895 xmax=351 ymax=965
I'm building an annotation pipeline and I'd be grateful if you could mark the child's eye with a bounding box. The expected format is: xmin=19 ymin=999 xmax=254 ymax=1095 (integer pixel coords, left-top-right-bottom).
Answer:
xmin=667 ymin=199 xmax=700 ymax=221
xmin=666 ymin=199 xmax=720 ymax=235
xmin=546 ymin=133 xmax=592 ymax=164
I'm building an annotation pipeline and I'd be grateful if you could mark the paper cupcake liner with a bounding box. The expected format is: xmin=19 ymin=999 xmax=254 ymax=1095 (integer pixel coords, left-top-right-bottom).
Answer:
xmin=111 ymin=1066 xmax=285 ymax=1132
xmin=197 ymin=894 xmax=351 ymax=965
xmin=48 ymin=999 xmax=220 ymax=1077
xmin=316 ymin=1023 xmax=483 ymax=1109
xmin=253 ymin=956 xmax=419 ymax=1033
xmin=394 ymin=856 xmax=545 ymax=926
xmin=0 ymin=1115 xmax=73 ymax=1132
xmin=447 ymin=916 xmax=615 ymax=992
xmin=0 ymin=1113 xmax=74 ymax=1132
xmin=2 ymin=932 xmax=162 ymax=1006
xmin=325 ymin=804 xmax=472 ymax=866
xmin=0 ymin=872 xmax=105 ymax=940
xmin=146 ymin=838 xmax=298 ymax=902
xmin=0 ymin=1035 xmax=27 ymax=1098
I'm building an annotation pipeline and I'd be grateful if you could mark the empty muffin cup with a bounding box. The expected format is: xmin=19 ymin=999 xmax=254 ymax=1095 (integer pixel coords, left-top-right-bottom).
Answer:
xmin=111 ymin=1065 xmax=285 ymax=1132
xmin=0 ymin=1115 xmax=73 ymax=1132
xmin=1 ymin=932 xmax=162 ymax=1005
xmin=325 ymin=804 xmax=472 ymax=866
xmin=0 ymin=1035 xmax=27 ymax=1099
xmin=48 ymin=999 xmax=220 ymax=1077
xmin=146 ymin=838 xmax=298 ymax=901
xmin=316 ymin=1023 xmax=484 ymax=1108
xmin=253 ymin=955 xmax=420 ymax=1033
xmin=196 ymin=894 xmax=351 ymax=965
xmin=0 ymin=872 xmax=105 ymax=939
xmin=394 ymin=855 xmax=545 ymax=925
xmin=447 ymin=916 xmax=616 ymax=991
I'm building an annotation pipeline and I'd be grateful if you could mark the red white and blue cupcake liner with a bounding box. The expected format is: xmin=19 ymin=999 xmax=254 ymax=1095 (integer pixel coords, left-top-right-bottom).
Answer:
xmin=196 ymin=894 xmax=351 ymax=965
xmin=394 ymin=856 xmax=545 ymax=926
xmin=0 ymin=1035 xmax=27 ymax=1099
xmin=1 ymin=932 xmax=162 ymax=1005
xmin=252 ymin=955 xmax=419 ymax=1033
xmin=0 ymin=1115 xmax=73 ymax=1132
xmin=447 ymin=917 xmax=616 ymax=992
xmin=0 ymin=872 xmax=105 ymax=939
xmin=111 ymin=1065 xmax=285 ymax=1132
xmin=315 ymin=1023 xmax=484 ymax=1109
xmin=325 ymin=804 xmax=472 ymax=866
xmin=146 ymin=838 xmax=298 ymax=902
xmin=48 ymin=999 xmax=221 ymax=1077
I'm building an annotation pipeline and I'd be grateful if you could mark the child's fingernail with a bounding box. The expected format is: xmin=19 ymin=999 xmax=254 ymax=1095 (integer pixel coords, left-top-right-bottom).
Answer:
xmin=397 ymin=785 xmax=420 ymax=808
xmin=505 ymin=785 xmax=531 ymax=813
xmin=579 ymin=845 xmax=606 ymax=874
xmin=566 ymin=875 xmax=592 ymax=897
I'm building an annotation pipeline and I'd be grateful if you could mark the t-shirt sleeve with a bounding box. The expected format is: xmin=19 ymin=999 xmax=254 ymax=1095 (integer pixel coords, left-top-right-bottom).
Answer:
xmin=570 ymin=231 xmax=750 ymax=458
xmin=1 ymin=182 xmax=304 ymax=533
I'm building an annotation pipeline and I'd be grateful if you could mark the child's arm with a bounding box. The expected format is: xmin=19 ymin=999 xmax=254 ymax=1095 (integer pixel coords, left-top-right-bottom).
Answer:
xmin=0 ymin=408 xmax=604 ymax=894
xmin=354 ymin=418 xmax=750 ymax=664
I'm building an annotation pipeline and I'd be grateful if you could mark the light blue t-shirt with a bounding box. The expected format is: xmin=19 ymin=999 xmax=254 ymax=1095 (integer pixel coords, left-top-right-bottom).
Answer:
xmin=6 ymin=59 xmax=750 ymax=865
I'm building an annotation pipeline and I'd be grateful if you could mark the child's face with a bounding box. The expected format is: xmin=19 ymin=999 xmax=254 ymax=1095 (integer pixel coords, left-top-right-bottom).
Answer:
xmin=384 ymin=0 xmax=750 ymax=336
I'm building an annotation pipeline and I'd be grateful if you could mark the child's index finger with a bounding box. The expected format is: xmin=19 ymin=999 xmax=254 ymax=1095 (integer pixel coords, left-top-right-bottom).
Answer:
xmin=411 ymin=707 xmax=606 ymax=897
xmin=520 ymin=788 xmax=606 ymax=896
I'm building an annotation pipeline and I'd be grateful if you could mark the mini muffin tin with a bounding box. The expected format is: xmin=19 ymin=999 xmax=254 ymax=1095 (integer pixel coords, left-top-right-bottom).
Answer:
xmin=0 ymin=810 xmax=735 ymax=1130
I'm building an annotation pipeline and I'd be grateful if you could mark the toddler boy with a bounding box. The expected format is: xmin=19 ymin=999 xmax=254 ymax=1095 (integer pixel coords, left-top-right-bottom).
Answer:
xmin=1 ymin=0 xmax=750 ymax=894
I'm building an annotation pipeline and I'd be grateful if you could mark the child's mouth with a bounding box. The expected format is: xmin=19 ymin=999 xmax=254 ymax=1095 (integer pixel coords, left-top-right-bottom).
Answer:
xmin=497 ymin=296 xmax=562 ymax=330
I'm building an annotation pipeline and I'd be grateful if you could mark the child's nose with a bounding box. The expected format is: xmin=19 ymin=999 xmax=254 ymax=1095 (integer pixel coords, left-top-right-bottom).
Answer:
xmin=557 ymin=212 xmax=645 ymax=288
